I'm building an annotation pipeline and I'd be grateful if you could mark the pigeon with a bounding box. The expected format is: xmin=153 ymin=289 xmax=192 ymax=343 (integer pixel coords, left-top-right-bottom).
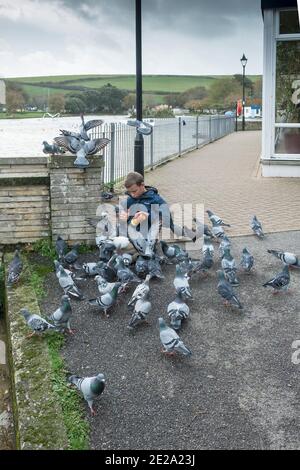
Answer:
xmin=94 ymin=275 xmax=119 ymax=296
xmin=202 ymin=234 xmax=214 ymax=256
xmin=54 ymin=135 xmax=110 ymax=169
xmin=99 ymin=239 xmax=116 ymax=262
xmin=59 ymin=113 xmax=103 ymax=142
xmin=219 ymin=235 xmax=231 ymax=259
xmin=160 ymin=241 xmax=187 ymax=263
xmin=47 ymin=295 xmax=73 ymax=334
xmin=101 ymin=191 xmax=118 ymax=202
xmin=63 ymin=243 xmax=81 ymax=270
xmin=147 ymin=254 xmax=165 ymax=279
xmin=193 ymin=217 xmax=214 ymax=239
xmin=96 ymin=257 xmax=118 ymax=283
xmin=68 ymin=373 xmax=105 ymax=415
xmin=135 ymin=255 xmax=149 ymax=277
xmin=158 ymin=317 xmax=192 ymax=356
xmin=167 ymin=292 xmax=190 ymax=330
xmin=56 ymin=264 xmax=85 ymax=300
xmin=127 ymin=274 xmax=151 ymax=307
xmin=217 ymin=270 xmax=243 ymax=310
xmin=192 ymin=249 xmax=214 ymax=275
xmin=110 ymin=236 xmax=130 ymax=252
xmin=121 ymin=253 xmax=133 ymax=267
xmin=221 ymin=247 xmax=239 ymax=286
xmin=206 ymin=210 xmax=231 ymax=227
xmin=55 ymin=235 xmax=68 ymax=262
xmin=178 ymin=256 xmax=197 ymax=279
xmin=173 ymin=265 xmax=193 ymax=299
xmin=20 ymin=308 xmax=55 ymax=338
xmin=82 ymin=262 xmax=103 ymax=277
xmin=262 ymin=264 xmax=290 ymax=293
xmin=87 ymin=212 xmax=117 ymax=240
xmin=42 ymin=141 xmax=65 ymax=155
xmin=211 ymin=220 xmax=225 ymax=240
xmin=127 ymin=119 xmax=153 ymax=135
xmin=7 ymin=249 xmax=23 ymax=285
xmin=88 ymin=282 xmax=121 ymax=317
xmin=128 ymin=223 xmax=157 ymax=259
xmin=240 ymin=247 xmax=254 ymax=273
xmin=251 ymin=215 xmax=264 ymax=239
xmin=267 ymin=249 xmax=300 ymax=268
xmin=115 ymin=256 xmax=141 ymax=289
xmin=128 ymin=292 xmax=152 ymax=329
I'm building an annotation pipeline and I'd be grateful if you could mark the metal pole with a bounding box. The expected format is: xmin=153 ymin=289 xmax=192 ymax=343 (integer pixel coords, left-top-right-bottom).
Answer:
xmin=196 ymin=115 xmax=199 ymax=149
xmin=110 ymin=123 xmax=115 ymax=190
xmin=235 ymin=102 xmax=238 ymax=132
xmin=178 ymin=117 xmax=182 ymax=156
xmin=150 ymin=126 xmax=154 ymax=170
xmin=242 ymin=65 xmax=245 ymax=131
xmin=134 ymin=0 xmax=144 ymax=176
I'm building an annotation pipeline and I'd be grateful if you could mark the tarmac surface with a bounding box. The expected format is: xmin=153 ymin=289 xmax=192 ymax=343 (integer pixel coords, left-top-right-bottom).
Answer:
xmin=40 ymin=230 xmax=300 ymax=450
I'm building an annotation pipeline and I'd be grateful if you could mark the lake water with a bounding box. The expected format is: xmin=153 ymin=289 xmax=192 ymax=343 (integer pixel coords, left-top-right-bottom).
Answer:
xmin=0 ymin=115 xmax=129 ymax=158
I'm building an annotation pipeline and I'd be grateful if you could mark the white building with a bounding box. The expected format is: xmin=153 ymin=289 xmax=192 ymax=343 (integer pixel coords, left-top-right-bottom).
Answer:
xmin=0 ymin=79 xmax=5 ymax=106
xmin=261 ymin=0 xmax=300 ymax=176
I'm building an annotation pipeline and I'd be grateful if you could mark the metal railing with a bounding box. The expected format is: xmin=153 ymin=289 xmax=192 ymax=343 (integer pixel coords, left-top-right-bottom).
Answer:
xmin=90 ymin=115 xmax=235 ymax=186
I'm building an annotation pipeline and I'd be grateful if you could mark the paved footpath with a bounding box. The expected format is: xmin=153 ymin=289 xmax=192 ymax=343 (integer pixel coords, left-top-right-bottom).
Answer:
xmin=146 ymin=131 xmax=300 ymax=236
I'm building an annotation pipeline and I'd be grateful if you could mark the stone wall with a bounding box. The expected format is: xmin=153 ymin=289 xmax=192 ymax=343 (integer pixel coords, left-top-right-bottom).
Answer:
xmin=0 ymin=155 xmax=104 ymax=245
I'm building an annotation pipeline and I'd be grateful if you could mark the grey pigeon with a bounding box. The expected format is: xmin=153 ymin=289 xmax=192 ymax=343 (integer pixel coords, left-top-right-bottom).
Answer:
xmin=55 ymin=235 xmax=68 ymax=262
xmin=56 ymin=263 xmax=85 ymax=300
xmin=202 ymin=235 xmax=214 ymax=256
xmin=167 ymin=292 xmax=190 ymax=330
xmin=128 ymin=292 xmax=152 ymax=329
xmin=115 ymin=256 xmax=141 ymax=289
xmin=128 ymin=223 xmax=157 ymax=259
xmin=127 ymin=119 xmax=153 ymax=135
xmin=63 ymin=243 xmax=81 ymax=270
xmin=219 ymin=235 xmax=231 ymax=259
xmin=192 ymin=249 xmax=213 ymax=275
xmin=99 ymin=239 xmax=115 ymax=262
xmin=82 ymin=262 xmax=103 ymax=277
xmin=240 ymin=247 xmax=254 ymax=273
xmin=211 ymin=220 xmax=225 ymax=239
xmin=160 ymin=241 xmax=187 ymax=263
xmin=88 ymin=282 xmax=121 ymax=317
xmin=262 ymin=264 xmax=290 ymax=293
xmin=20 ymin=308 xmax=55 ymax=338
xmin=267 ymin=249 xmax=300 ymax=268
xmin=47 ymin=294 xmax=73 ymax=334
xmin=94 ymin=275 xmax=119 ymax=295
xmin=121 ymin=253 xmax=133 ymax=267
xmin=221 ymin=247 xmax=239 ymax=286
xmin=217 ymin=270 xmax=243 ymax=310
xmin=173 ymin=265 xmax=193 ymax=299
xmin=59 ymin=113 xmax=103 ymax=142
xmin=87 ymin=211 xmax=117 ymax=240
xmin=54 ymin=135 xmax=110 ymax=169
xmin=7 ymin=249 xmax=23 ymax=285
xmin=193 ymin=217 xmax=214 ymax=239
xmin=96 ymin=257 xmax=118 ymax=283
xmin=68 ymin=373 xmax=105 ymax=415
xmin=251 ymin=215 xmax=264 ymax=239
xmin=127 ymin=274 xmax=151 ymax=307
xmin=42 ymin=141 xmax=64 ymax=155
xmin=148 ymin=254 xmax=165 ymax=279
xmin=135 ymin=255 xmax=149 ymax=276
xmin=158 ymin=317 xmax=192 ymax=356
xmin=207 ymin=209 xmax=231 ymax=227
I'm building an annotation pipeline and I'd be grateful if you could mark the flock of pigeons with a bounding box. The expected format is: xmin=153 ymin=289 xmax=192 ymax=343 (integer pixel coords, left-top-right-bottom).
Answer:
xmin=6 ymin=208 xmax=300 ymax=415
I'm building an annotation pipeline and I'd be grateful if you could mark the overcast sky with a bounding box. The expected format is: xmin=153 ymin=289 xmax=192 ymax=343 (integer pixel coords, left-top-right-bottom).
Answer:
xmin=0 ymin=0 xmax=263 ymax=78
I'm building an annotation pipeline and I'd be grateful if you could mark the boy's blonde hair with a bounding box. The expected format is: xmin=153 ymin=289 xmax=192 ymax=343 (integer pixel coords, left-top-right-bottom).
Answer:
xmin=124 ymin=172 xmax=144 ymax=188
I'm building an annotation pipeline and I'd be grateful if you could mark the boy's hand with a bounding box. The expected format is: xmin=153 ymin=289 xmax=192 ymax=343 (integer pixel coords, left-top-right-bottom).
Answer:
xmin=119 ymin=210 xmax=129 ymax=221
xmin=131 ymin=211 xmax=149 ymax=225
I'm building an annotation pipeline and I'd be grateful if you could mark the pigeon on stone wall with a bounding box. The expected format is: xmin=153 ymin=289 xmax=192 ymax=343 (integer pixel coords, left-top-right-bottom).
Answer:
xmin=7 ymin=250 xmax=23 ymax=285
xmin=20 ymin=308 xmax=55 ymax=338
xmin=54 ymin=135 xmax=110 ymax=169
xmin=42 ymin=141 xmax=65 ymax=155
xmin=68 ymin=373 xmax=105 ymax=415
xmin=59 ymin=114 xmax=103 ymax=142
xmin=158 ymin=317 xmax=192 ymax=356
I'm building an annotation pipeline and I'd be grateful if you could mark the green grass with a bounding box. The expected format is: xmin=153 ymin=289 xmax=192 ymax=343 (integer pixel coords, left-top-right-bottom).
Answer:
xmin=47 ymin=334 xmax=89 ymax=450
xmin=32 ymin=239 xmax=57 ymax=261
xmin=0 ymin=111 xmax=46 ymax=119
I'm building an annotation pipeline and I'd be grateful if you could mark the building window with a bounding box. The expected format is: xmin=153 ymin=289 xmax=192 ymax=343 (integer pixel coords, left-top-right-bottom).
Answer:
xmin=279 ymin=9 xmax=300 ymax=35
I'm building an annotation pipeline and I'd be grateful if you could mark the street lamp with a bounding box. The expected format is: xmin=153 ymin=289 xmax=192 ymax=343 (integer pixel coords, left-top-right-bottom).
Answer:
xmin=134 ymin=0 xmax=144 ymax=176
xmin=240 ymin=53 xmax=248 ymax=131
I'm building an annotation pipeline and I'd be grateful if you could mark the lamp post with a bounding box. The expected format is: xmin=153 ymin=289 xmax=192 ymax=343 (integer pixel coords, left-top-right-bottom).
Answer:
xmin=240 ymin=53 xmax=248 ymax=131
xmin=134 ymin=0 xmax=144 ymax=176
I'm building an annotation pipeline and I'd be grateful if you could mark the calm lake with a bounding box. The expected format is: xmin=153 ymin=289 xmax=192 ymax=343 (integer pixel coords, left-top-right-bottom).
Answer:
xmin=0 ymin=115 xmax=128 ymax=158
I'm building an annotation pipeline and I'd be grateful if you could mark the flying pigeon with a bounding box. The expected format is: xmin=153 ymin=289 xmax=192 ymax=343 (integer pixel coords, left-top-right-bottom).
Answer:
xmin=267 ymin=249 xmax=300 ymax=268
xmin=88 ymin=282 xmax=121 ymax=317
xmin=221 ymin=247 xmax=239 ymax=286
xmin=20 ymin=308 xmax=55 ymax=338
xmin=262 ymin=264 xmax=290 ymax=293
xmin=158 ymin=317 xmax=192 ymax=356
xmin=54 ymin=135 xmax=110 ymax=169
xmin=240 ymin=247 xmax=254 ymax=273
xmin=127 ymin=119 xmax=153 ymax=135
xmin=68 ymin=373 xmax=105 ymax=415
xmin=127 ymin=274 xmax=151 ymax=307
xmin=217 ymin=270 xmax=243 ymax=310
xmin=206 ymin=210 xmax=231 ymax=227
xmin=47 ymin=294 xmax=73 ymax=334
xmin=128 ymin=292 xmax=152 ymax=329
xmin=251 ymin=215 xmax=264 ymax=239
xmin=167 ymin=292 xmax=190 ymax=330
xmin=42 ymin=141 xmax=65 ymax=155
xmin=173 ymin=264 xmax=193 ymax=299
xmin=59 ymin=113 xmax=103 ymax=142
xmin=7 ymin=249 xmax=23 ymax=285
xmin=55 ymin=235 xmax=68 ymax=262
